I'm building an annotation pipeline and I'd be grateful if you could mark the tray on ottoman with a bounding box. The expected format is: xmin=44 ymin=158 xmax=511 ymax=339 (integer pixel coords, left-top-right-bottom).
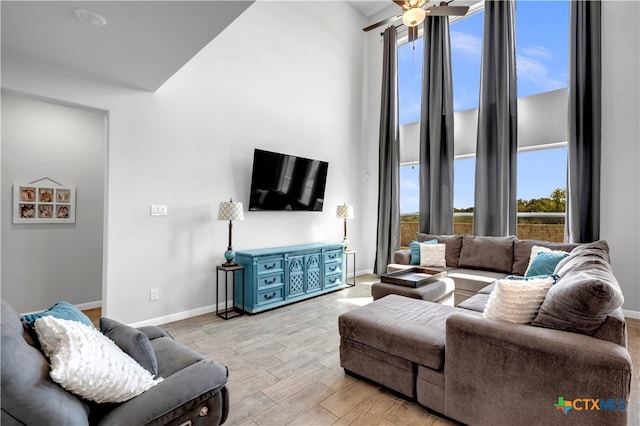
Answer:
xmin=381 ymin=267 xmax=447 ymax=288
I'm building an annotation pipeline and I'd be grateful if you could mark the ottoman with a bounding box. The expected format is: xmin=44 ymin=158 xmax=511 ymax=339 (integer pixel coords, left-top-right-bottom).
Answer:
xmin=371 ymin=276 xmax=455 ymax=303
xmin=338 ymin=295 xmax=478 ymax=401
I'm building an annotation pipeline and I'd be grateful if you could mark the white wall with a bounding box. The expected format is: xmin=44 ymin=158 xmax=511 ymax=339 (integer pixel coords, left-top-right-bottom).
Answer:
xmin=601 ymin=0 xmax=640 ymax=315
xmin=1 ymin=92 xmax=105 ymax=313
xmin=1 ymin=1 xmax=369 ymax=323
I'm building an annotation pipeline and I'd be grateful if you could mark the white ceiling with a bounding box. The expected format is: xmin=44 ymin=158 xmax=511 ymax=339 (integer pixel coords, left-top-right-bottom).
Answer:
xmin=348 ymin=1 xmax=391 ymax=18
xmin=2 ymin=1 xmax=481 ymax=92
xmin=1 ymin=1 xmax=254 ymax=92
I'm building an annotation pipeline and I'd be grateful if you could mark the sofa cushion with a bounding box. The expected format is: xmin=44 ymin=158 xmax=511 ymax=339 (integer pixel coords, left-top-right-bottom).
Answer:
xmin=1 ymin=300 xmax=91 ymax=425
xmin=416 ymin=233 xmax=463 ymax=267
xmin=512 ymin=239 xmax=580 ymax=276
xmin=532 ymin=240 xmax=624 ymax=336
xmin=448 ymin=268 xmax=508 ymax=293
xmin=338 ymin=295 xmax=479 ymax=370
xmin=456 ymin=293 xmax=490 ymax=313
xmin=35 ymin=316 xmax=163 ymax=403
xmin=457 ymin=235 xmax=515 ymax=274
xmin=419 ymin=244 xmax=446 ymax=268
xmin=100 ymin=317 xmax=159 ymax=377
xmin=483 ymin=277 xmax=554 ymax=324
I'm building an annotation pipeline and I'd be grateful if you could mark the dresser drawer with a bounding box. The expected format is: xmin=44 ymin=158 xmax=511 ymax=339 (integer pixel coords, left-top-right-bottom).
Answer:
xmin=257 ymin=272 xmax=284 ymax=288
xmin=257 ymin=286 xmax=284 ymax=305
xmin=325 ymin=274 xmax=343 ymax=288
xmin=256 ymin=258 xmax=284 ymax=275
xmin=324 ymin=249 xmax=343 ymax=263
xmin=325 ymin=262 xmax=342 ymax=276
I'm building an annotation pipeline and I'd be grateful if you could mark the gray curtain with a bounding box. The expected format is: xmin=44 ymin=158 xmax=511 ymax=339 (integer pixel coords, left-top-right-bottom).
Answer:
xmin=419 ymin=16 xmax=455 ymax=235
xmin=374 ymin=27 xmax=400 ymax=275
xmin=565 ymin=0 xmax=601 ymax=243
xmin=473 ymin=0 xmax=518 ymax=237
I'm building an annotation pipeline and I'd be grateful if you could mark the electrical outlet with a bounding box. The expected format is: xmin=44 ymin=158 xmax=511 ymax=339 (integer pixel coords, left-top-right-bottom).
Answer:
xmin=149 ymin=288 xmax=159 ymax=301
xmin=150 ymin=205 xmax=167 ymax=216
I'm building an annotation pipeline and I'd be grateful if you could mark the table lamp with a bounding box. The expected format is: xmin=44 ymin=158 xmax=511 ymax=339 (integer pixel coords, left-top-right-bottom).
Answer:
xmin=336 ymin=203 xmax=354 ymax=248
xmin=218 ymin=199 xmax=244 ymax=266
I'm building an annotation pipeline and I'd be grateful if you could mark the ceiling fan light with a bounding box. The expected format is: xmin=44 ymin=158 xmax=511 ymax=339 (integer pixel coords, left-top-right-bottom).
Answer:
xmin=402 ymin=7 xmax=426 ymax=27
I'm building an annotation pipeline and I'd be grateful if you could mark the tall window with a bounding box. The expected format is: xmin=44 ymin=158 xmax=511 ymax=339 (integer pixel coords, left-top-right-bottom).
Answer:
xmin=398 ymin=1 xmax=569 ymax=243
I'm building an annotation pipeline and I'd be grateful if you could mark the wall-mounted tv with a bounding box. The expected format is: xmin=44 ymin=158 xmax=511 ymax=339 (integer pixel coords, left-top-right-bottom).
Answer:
xmin=248 ymin=149 xmax=329 ymax=211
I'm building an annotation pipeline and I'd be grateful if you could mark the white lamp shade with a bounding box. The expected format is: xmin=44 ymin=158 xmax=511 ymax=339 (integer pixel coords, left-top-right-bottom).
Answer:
xmin=218 ymin=201 xmax=244 ymax=221
xmin=402 ymin=7 xmax=426 ymax=27
xmin=336 ymin=204 xmax=354 ymax=220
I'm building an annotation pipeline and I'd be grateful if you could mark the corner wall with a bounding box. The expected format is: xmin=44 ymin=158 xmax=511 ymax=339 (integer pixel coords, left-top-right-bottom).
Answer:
xmin=601 ymin=0 xmax=640 ymax=315
xmin=1 ymin=92 xmax=105 ymax=313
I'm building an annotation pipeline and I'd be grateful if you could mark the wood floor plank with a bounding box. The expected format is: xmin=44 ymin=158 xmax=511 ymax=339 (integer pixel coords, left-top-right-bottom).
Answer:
xmin=287 ymin=405 xmax=339 ymax=426
xmin=319 ymin=378 xmax=381 ymax=419
xmin=253 ymin=381 xmax=335 ymax=426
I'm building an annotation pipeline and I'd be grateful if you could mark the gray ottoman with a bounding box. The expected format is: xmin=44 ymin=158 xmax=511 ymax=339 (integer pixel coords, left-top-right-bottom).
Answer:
xmin=371 ymin=276 xmax=455 ymax=303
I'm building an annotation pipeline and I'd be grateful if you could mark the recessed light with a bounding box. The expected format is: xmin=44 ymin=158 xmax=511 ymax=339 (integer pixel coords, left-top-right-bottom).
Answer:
xmin=74 ymin=8 xmax=107 ymax=27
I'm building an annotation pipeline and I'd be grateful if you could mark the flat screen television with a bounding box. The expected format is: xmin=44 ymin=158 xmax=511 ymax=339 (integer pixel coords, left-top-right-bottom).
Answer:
xmin=248 ymin=149 xmax=329 ymax=211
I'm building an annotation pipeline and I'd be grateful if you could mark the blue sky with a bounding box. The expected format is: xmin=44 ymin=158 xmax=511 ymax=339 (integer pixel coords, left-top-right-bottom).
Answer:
xmin=399 ymin=1 xmax=569 ymax=212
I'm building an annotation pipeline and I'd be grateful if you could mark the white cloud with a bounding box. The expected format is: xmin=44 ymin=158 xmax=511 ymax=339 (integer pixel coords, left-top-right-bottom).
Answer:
xmin=520 ymin=44 xmax=553 ymax=61
xmin=516 ymin=54 xmax=565 ymax=91
xmin=450 ymin=31 xmax=482 ymax=60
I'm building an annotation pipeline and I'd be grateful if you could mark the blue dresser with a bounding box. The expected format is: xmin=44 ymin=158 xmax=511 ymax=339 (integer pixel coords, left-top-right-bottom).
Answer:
xmin=233 ymin=243 xmax=346 ymax=313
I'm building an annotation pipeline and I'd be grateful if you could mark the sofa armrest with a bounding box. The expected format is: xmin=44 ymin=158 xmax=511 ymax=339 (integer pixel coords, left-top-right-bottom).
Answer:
xmin=98 ymin=359 xmax=228 ymax=426
xmin=444 ymin=314 xmax=632 ymax=426
xmin=393 ymin=249 xmax=411 ymax=265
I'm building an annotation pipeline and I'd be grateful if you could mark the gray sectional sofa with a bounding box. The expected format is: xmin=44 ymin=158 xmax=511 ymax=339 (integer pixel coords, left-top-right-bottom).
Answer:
xmin=339 ymin=236 xmax=632 ymax=426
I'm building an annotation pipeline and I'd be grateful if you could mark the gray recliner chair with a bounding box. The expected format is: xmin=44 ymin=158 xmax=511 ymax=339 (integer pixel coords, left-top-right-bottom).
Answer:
xmin=1 ymin=299 xmax=229 ymax=425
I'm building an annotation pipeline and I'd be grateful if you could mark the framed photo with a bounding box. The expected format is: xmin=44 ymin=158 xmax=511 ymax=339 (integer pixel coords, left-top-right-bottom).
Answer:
xmin=13 ymin=183 xmax=76 ymax=224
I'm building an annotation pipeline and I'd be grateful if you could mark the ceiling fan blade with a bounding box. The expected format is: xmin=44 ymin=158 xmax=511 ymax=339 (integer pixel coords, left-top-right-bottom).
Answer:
xmin=392 ymin=0 xmax=407 ymax=7
xmin=426 ymin=5 xmax=470 ymax=16
xmin=363 ymin=14 xmax=402 ymax=32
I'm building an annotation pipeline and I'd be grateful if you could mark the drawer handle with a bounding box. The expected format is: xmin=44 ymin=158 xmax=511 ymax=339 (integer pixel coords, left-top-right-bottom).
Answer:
xmin=263 ymin=263 xmax=276 ymax=270
xmin=328 ymin=254 xmax=337 ymax=259
xmin=329 ymin=278 xmax=337 ymax=284
xmin=264 ymin=292 xmax=277 ymax=300
xmin=264 ymin=277 xmax=277 ymax=285
xmin=329 ymin=266 xmax=337 ymax=272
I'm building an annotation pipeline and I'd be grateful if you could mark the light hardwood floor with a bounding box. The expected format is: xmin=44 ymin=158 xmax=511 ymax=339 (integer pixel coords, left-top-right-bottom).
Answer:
xmin=89 ymin=275 xmax=640 ymax=425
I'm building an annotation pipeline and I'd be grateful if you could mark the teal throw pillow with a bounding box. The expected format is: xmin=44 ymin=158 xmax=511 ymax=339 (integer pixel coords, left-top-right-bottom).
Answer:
xmin=525 ymin=251 xmax=570 ymax=277
xmin=409 ymin=239 xmax=438 ymax=265
xmin=21 ymin=300 xmax=94 ymax=329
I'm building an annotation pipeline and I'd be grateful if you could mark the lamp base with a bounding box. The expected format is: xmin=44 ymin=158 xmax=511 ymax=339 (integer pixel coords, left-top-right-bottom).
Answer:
xmin=223 ymin=249 xmax=236 ymax=266
xmin=342 ymin=237 xmax=350 ymax=250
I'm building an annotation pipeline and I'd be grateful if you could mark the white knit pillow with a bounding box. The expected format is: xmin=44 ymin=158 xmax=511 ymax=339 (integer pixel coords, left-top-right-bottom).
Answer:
xmin=483 ymin=277 xmax=554 ymax=324
xmin=419 ymin=243 xmax=446 ymax=268
xmin=35 ymin=316 xmax=162 ymax=403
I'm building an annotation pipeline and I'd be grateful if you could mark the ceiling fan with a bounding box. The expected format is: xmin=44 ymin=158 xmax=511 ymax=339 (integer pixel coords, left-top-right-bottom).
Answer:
xmin=363 ymin=1 xmax=470 ymax=41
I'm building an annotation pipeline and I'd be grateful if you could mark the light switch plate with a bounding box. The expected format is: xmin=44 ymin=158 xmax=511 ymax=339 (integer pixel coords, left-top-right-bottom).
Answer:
xmin=150 ymin=205 xmax=167 ymax=216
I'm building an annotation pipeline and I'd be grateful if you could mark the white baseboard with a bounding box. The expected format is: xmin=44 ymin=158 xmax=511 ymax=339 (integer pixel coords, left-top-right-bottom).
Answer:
xmin=20 ymin=300 xmax=102 ymax=316
xmin=75 ymin=300 xmax=102 ymax=310
xmin=128 ymin=303 xmax=221 ymax=328
xmin=623 ymin=309 xmax=640 ymax=320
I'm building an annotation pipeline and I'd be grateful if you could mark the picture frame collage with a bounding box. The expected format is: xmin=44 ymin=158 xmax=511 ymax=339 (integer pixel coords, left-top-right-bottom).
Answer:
xmin=13 ymin=182 xmax=76 ymax=224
